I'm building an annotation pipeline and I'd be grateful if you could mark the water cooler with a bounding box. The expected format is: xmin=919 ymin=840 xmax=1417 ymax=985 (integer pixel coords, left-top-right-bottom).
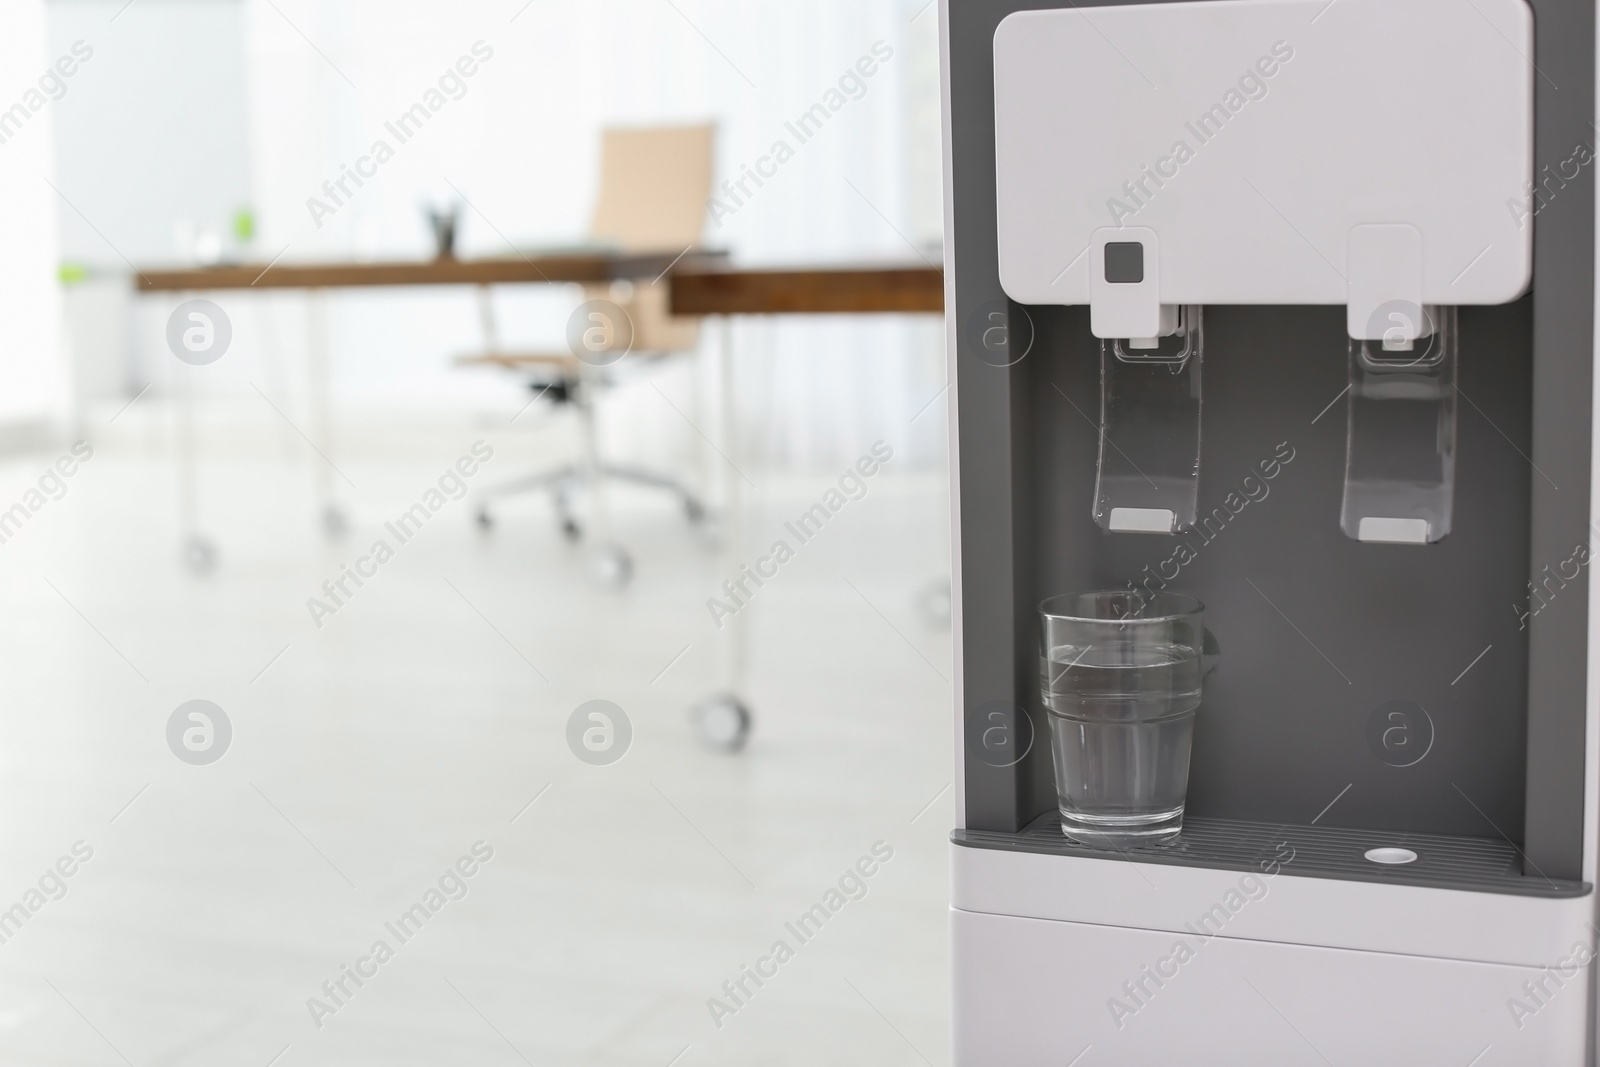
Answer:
xmin=941 ymin=0 xmax=1600 ymax=1061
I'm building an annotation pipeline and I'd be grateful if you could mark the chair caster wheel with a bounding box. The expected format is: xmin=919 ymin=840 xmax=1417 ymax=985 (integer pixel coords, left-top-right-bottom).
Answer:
xmin=590 ymin=544 xmax=633 ymax=589
xmin=322 ymin=506 xmax=348 ymax=539
xmin=691 ymin=693 xmax=751 ymax=753
xmin=476 ymin=508 xmax=493 ymax=530
xmin=915 ymin=577 xmax=953 ymax=630
xmin=691 ymin=511 xmax=724 ymax=553
xmin=183 ymin=536 xmax=218 ymax=575
xmin=684 ymin=498 xmax=707 ymax=524
xmin=561 ymin=518 xmax=583 ymax=541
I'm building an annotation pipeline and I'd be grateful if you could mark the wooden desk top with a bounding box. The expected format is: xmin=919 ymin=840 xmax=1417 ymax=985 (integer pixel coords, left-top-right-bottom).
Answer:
xmin=669 ymin=264 xmax=943 ymax=315
xmin=135 ymin=251 xmax=717 ymax=292
xmin=134 ymin=253 xmax=945 ymax=315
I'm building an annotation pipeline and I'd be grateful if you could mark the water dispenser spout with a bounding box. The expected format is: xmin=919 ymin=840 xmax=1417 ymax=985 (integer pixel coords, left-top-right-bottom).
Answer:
xmin=1092 ymin=305 xmax=1204 ymax=535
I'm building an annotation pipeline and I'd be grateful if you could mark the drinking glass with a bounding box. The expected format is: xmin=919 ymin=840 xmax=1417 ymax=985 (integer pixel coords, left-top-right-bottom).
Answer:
xmin=1039 ymin=591 xmax=1207 ymax=848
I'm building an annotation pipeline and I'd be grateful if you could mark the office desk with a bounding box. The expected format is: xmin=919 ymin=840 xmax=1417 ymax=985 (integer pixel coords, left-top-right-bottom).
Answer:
xmin=136 ymin=251 xmax=716 ymax=292
xmin=136 ymin=255 xmax=946 ymax=314
xmin=132 ymin=255 xmax=944 ymax=569
xmin=670 ymin=263 xmax=943 ymax=315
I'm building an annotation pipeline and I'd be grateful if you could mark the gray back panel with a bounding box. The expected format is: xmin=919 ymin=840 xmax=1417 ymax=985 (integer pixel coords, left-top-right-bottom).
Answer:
xmin=1026 ymin=300 xmax=1533 ymax=837
xmin=948 ymin=0 xmax=1594 ymax=879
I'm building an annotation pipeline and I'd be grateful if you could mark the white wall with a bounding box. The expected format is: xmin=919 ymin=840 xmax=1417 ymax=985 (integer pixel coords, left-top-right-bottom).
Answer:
xmin=49 ymin=0 xmax=252 ymax=266
xmin=243 ymin=0 xmax=945 ymax=469
xmin=48 ymin=0 xmax=253 ymax=406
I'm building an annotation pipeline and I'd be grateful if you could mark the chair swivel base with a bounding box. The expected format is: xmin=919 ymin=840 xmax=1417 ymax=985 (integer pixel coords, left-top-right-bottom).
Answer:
xmin=473 ymin=463 xmax=707 ymax=542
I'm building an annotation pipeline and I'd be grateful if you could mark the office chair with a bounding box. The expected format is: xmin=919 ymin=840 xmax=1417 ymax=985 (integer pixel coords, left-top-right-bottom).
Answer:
xmin=461 ymin=124 xmax=715 ymax=586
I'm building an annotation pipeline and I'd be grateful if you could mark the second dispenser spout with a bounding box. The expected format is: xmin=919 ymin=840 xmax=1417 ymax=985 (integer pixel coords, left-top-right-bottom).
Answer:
xmin=1339 ymin=304 xmax=1458 ymax=545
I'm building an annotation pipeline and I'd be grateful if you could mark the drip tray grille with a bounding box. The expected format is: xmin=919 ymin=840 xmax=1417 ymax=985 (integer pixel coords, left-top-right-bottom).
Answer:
xmin=953 ymin=813 xmax=1591 ymax=898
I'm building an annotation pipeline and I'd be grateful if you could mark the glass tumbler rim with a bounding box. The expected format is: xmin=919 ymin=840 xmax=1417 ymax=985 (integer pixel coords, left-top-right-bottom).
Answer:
xmin=1040 ymin=590 xmax=1203 ymax=624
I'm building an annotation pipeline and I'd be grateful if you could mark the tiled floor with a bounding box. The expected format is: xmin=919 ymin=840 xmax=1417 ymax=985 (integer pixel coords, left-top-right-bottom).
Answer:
xmin=0 ymin=402 xmax=954 ymax=1066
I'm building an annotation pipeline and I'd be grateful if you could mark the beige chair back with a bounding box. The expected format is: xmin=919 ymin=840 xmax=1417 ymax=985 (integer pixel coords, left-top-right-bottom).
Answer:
xmin=588 ymin=124 xmax=715 ymax=252
xmin=584 ymin=124 xmax=713 ymax=355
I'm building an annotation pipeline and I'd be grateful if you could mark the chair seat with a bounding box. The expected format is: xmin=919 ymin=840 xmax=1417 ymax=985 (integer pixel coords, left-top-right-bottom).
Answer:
xmin=455 ymin=352 xmax=583 ymax=371
xmin=455 ymin=350 xmax=674 ymax=374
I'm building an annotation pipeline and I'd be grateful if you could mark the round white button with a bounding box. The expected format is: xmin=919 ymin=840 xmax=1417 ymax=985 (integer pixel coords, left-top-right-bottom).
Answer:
xmin=1364 ymin=847 xmax=1418 ymax=865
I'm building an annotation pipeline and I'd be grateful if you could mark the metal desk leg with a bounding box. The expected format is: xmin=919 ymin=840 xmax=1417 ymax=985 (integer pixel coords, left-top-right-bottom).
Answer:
xmin=254 ymin=294 xmax=299 ymax=462
xmin=475 ymin=283 xmax=500 ymax=354
xmin=578 ymin=365 xmax=633 ymax=589
xmin=175 ymin=351 xmax=217 ymax=574
xmin=688 ymin=319 xmax=715 ymax=546
xmin=691 ymin=314 xmax=753 ymax=753
xmin=305 ymin=289 xmax=346 ymax=538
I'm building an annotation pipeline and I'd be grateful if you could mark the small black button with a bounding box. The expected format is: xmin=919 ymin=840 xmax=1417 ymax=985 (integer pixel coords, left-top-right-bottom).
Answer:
xmin=1104 ymin=242 xmax=1144 ymax=284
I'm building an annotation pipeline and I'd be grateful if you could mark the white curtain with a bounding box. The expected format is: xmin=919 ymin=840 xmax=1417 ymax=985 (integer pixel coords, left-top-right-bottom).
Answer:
xmin=0 ymin=0 xmax=68 ymax=434
xmin=240 ymin=0 xmax=946 ymax=470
